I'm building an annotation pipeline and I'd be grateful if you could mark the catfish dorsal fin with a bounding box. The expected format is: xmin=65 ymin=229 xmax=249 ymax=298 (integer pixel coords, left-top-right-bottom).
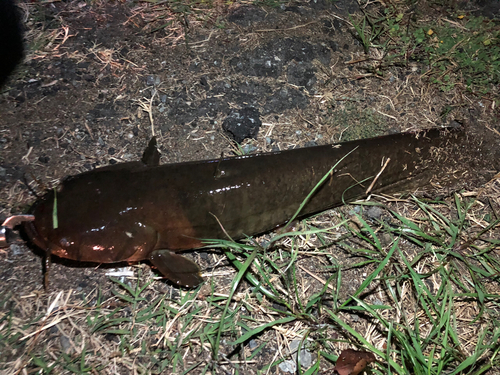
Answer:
xmin=142 ymin=137 xmax=161 ymax=167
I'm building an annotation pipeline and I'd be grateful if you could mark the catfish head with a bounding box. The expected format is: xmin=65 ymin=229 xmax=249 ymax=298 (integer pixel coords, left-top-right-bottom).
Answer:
xmin=23 ymin=175 xmax=158 ymax=264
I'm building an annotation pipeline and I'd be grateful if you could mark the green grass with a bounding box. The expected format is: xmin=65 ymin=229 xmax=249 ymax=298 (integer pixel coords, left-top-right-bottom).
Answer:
xmin=336 ymin=196 xmax=500 ymax=374
xmin=1 ymin=193 xmax=499 ymax=373
xmin=206 ymin=194 xmax=500 ymax=374
xmin=2 ymin=1 xmax=500 ymax=373
xmin=417 ymin=15 xmax=500 ymax=94
xmin=349 ymin=2 xmax=500 ymax=98
xmin=326 ymin=102 xmax=388 ymax=141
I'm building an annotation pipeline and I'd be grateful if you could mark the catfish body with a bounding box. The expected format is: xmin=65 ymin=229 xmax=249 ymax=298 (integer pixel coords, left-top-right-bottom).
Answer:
xmin=24 ymin=127 xmax=463 ymax=286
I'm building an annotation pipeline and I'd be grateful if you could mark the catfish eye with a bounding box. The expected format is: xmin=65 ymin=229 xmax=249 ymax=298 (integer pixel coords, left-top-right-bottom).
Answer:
xmin=59 ymin=237 xmax=71 ymax=248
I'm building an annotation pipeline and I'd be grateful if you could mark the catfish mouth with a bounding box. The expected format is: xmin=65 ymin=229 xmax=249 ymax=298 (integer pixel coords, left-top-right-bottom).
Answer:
xmin=22 ymin=191 xmax=55 ymax=253
xmin=23 ymin=219 xmax=49 ymax=252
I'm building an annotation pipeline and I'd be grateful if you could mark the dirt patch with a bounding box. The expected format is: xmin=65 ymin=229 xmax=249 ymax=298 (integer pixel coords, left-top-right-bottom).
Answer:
xmin=0 ymin=0 xmax=499 ymax=373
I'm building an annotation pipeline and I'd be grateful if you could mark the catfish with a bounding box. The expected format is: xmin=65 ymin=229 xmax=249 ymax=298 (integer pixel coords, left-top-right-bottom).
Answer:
xmin=23 ymin=126 xmax=464 ymax=287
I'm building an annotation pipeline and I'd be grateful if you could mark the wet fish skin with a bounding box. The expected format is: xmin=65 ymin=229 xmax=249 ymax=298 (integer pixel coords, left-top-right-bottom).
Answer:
xmin=23 ymin=126 xmax=464 ymax=287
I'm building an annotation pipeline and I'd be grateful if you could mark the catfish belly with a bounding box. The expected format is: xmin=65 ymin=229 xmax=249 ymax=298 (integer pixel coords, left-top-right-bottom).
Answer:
xmin=23 ymin=126 xmax=463 ymax=286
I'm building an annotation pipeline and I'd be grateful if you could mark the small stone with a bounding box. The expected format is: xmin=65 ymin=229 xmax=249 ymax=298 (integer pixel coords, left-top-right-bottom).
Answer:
xmin=304 ymin=141 xmax=317 ymax=147
xmin=104 ymin=333 xmax=120 ymax=343
xmin=9 ymin=244 xmax=24 ymax=256
xmin=38 ymin=155 xmax=49 ymax=163
xmin=146 ymin=75 xmax=160 ymax=86
xmin=222 ymin=107 xmax=262 ymax=143
xmin=365 ymin=206 xmax=383 ymax=221
xmin=271 ymin=302 xmax=287 ymax=312
xmin=290 ymin=340 xmax=312 ymax=368
xmin=77 ymin=62 xmax=90 ymax=69
xmin=242 ymin=144 xmax=257 ymax=154
xmin=249 ymin=339 xmax=259 ymax=350
xmin=60 ymin=335 xmax=72 ymax=353
xmin=259 ymin=239 xmax=270 ymax=249
xmin=279 ymin=360 xmax=296 ymax=373
xmin=348 ymin=206 xmax=361 ymax=215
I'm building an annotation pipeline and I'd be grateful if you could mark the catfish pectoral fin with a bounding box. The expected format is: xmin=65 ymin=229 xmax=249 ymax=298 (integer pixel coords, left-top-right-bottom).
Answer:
xmin=149 ymin=250 xmax=203 ymax=287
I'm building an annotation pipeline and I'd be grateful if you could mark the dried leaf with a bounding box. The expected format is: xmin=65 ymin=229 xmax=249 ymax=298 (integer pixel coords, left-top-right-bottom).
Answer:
xmin=333 ymin=349 xmax=376 ymax=375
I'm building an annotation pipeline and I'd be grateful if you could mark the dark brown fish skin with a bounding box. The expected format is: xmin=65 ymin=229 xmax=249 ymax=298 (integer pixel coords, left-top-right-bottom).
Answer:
xmin=23 ymin=126 xmax=464 ymax=285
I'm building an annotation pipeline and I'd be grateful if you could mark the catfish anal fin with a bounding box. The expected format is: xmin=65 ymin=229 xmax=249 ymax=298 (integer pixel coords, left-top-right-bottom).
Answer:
xmin=142 ymin=137 xmax=161 ymax=167
xmin=149 ymin=250 xmax=203 ymax=288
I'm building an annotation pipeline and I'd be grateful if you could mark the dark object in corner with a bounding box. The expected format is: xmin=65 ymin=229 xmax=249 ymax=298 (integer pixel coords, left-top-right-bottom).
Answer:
xmin=0 ymin=0 xmax=24 ymax=87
